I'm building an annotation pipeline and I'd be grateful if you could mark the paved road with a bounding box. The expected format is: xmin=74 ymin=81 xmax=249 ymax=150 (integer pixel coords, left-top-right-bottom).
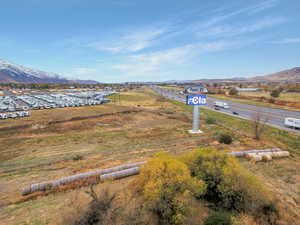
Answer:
xmin=151 ymin=86 xmax=300 ymax=134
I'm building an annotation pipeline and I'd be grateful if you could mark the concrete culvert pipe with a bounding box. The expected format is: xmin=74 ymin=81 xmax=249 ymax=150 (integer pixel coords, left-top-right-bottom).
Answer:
xmin=21 ymin=161 xmax=146 ymax=196
xmin=272 ymin=151 xmax=290 ymax=158
xmin=259 ymin=153 xmax=272 ymax=161
xmin=100 ymin=167 xmax=140 ymax=181
xmin=228 ymin=148 xmax=281 ymax=157
xmin=250 ymin=155 xmax=262 ymax=162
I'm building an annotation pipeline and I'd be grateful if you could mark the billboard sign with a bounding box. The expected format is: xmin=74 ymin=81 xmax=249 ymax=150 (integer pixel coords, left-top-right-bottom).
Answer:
xmin=186 ymin=95 xmax=207 ymax=105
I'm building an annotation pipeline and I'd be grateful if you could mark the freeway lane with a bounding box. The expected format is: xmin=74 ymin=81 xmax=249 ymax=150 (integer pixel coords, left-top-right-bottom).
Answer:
xmin=151 ymin=86 xmax=300 ymax=134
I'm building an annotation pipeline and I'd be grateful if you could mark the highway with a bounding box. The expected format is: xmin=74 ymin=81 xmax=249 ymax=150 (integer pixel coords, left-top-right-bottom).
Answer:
xmin=151 ymin=86 xmax=300 ymax=134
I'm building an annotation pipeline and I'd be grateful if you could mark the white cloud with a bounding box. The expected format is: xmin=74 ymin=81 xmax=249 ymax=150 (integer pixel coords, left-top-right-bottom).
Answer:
xmin=197 ymin=17 xmax=287 ymax=38
xmin=88 ymin=27 xmax=167 ymax=53
xmin=247 ymin=0 xmax=280 ymax=15
xmin=271 ymin=38 xmax=300 ymax=44
xmin=111 ymin=41 xmax=236 ymax=77
xmin=68 ymin=67 xmax=97 ymax=76
xmin=188 ymin=0 xmax=280 ymax=31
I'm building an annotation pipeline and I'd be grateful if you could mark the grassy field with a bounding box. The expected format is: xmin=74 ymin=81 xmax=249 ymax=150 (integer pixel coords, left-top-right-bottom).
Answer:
xmin=210 ymin=92 xmax=300 ymax=111
xmin=239 ymin=91 xmax=300 ymax=102
xmin=157 ymin=85 xmax=183 ymax=91
xmin=0 ymin=88 xmax=299 ymax=225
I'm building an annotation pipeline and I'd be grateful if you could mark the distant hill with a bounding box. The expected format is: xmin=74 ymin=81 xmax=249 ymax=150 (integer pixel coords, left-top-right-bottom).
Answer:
xmin=0 ymin=59 xmax=100 ymax=84
xmin=251 ymin=67 xmax=300 ymax=82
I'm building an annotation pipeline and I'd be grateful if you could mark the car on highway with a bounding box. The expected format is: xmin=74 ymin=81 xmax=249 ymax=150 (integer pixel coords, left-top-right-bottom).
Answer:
xmin=284 ymin=118 xmax=300 ymax=129
xmin=214 ymin=101 xmax=230 ymax=109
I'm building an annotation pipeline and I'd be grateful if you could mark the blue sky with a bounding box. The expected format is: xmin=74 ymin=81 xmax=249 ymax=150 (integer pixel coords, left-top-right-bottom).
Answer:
xmin=0 ymin=0 xmax=299 ymax=82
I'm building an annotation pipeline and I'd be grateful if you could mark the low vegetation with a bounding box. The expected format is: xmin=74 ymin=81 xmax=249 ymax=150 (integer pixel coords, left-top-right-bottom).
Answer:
xmin=270 ymin=89 xmax=281 ymax=98
xmin=134 ymin=153 xmax=206 ymax=225
xmin=204 ymin=212 xmax=232 ymax=225
xmin=60 ymin=149 xmax=281 ymax=225
xmin=229 ymin=88 xmax=238 ymax=95
xmin=205 ymin=116 xmax=217 ymax=124
xmin=218 ymin=133 xmax=233 ymax=144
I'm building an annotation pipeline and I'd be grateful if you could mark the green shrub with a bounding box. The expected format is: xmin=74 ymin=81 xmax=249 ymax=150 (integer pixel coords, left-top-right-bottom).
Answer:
xmin=219 ymin=134 xmax=233 ymax=144
xmin=72 ymin=154 xmax=84 ymax=161
xmin=206 ymin=117 xmax=217 ymax=124
xmin=204 ymin=212 xmax=232 ymax=225
xmin=134 ymin=153 xmax=206 ymax=225
xmin=268 ymin=98 xmax=276 ymax=103
xmin=218 ymin=90 xmax=226 ymax=94
xmin=181 ymin=148 xmax=270 ymax=212
xmin=270 ymin=89 xmax=281 ymax=98
xmin=229 ymin=88 xmax=238 ymax=95
xmin=156 ymin=96 xmax=166 ymax=102
xmin=258 ymin=202 xmax=280 ymax=225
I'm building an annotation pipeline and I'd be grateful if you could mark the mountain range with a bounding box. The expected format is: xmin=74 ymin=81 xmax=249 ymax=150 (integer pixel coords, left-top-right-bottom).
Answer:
xmin=0 ymin=58 xmax=299 ymax=84
xmin=0 ymin=59 xmax=99 ymax=84
xmin=250 ymin=67 xmax=300 ymax=82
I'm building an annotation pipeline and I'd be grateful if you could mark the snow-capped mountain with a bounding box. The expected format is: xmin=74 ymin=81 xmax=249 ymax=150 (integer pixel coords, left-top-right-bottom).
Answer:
xmin=0 ymin=59 xmax=99 ymax=84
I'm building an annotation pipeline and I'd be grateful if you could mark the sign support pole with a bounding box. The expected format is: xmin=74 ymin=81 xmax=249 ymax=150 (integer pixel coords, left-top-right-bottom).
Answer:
xmin=189 ymin=105 xmax=203 ymax=134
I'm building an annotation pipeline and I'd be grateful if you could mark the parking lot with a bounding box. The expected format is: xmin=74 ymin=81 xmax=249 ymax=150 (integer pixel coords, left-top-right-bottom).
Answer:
xmin=0 ymin=90 xmax=115 ymax=119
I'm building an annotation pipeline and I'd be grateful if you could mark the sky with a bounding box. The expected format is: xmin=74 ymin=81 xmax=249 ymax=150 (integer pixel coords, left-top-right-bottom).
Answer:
xmin=0 ymin=0 xmax=299 ymax=82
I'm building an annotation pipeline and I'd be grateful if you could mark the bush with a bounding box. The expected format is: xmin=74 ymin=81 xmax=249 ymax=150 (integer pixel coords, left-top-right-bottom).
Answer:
xmin=268 ymin=98 xmax=275 ymax=103
xmin=270 ymin=89 xmax=280 ymax=98
xmin=156 ymin=96 xmax=166 ymax=102
xmin=72 ymin=154 xmax=84 ymax=161
xmin=71 ymin=186 xmax=116 ymax=225
xmin=204 ymin=212 xmax=232 ymax=225
xmin=218 ymin=134 xmax=233 ymax=144
xmin=229 ymin=88 xmax=238 ymax=95
xmin=134 ymin=153 xmax=206 ymax=225
xmin=258 ymin=202 xmax=280 ymax=225
xmin=181 ymin=148 xmax=270 ymax=212
xmin=206 ymin=117 xmax=217 ymax=124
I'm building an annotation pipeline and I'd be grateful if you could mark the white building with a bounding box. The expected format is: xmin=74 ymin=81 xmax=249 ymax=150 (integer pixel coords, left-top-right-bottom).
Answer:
xmin=236 ymin=88 xmax=261 ymax=92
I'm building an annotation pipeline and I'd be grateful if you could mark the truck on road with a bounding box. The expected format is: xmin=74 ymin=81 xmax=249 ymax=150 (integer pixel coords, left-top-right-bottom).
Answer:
xmin=284 ymin=118 xmax=300 ymax=129
xmin=214 ymin=101 xmax=230 ymax=109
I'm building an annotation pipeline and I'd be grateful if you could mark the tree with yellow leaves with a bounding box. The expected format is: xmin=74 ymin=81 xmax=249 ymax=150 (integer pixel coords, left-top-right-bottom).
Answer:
xmin=134 ymin=153 xmax=206 ymax=225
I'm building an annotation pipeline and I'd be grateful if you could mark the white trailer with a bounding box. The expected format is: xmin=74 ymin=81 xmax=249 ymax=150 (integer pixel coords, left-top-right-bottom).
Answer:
xmin=214 ymin=101 xmax=230 ymax=109
xmin=0 ymin=114 xmax=7 ymax=119
xmin=284 ymin=118 xmax=300 ymax=129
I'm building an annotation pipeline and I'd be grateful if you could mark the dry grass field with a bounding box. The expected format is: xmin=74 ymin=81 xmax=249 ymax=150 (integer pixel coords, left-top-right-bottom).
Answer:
xmin=239 ymin=91 xmax=300 ymax=102
xmin=0 ymin=88 xmax=299 ymax=225
xmin=211 ymin=91 xmax=300 ymax=111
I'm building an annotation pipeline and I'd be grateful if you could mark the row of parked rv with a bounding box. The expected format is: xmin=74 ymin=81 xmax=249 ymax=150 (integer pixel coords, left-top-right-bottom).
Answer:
xmin=0 ymin=96 xmax=23 ymax=112
xmin=0 ymin=90 xmax=115 ymax=113
xmin=0 ymin=111 xmax=31 ymax=119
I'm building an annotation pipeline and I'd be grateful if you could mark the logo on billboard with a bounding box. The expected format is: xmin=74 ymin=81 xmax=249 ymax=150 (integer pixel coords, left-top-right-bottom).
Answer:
xmin=186 ymin=95 xmax=207 ymax=105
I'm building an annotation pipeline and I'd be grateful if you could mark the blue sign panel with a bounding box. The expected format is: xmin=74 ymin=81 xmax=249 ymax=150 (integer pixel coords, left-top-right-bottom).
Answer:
xmin=186 ymin=95 xmax=207 ymax=105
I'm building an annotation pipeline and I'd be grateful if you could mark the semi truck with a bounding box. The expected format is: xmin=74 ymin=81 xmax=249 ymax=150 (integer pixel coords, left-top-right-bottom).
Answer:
xmin=214 ymin=101 xmax=230 ymax=109
xmin=284 ymin=118 xmax=300 ymax=129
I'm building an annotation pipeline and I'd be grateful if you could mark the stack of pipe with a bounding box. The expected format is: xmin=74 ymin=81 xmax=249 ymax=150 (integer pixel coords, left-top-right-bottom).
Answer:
xmin=243 ymin=150 xmax=290 ymax=162
xmin=228 ymin=148 xmax=281 ymax=157
xmin=22 ymin=161 xmax=146 ymax=196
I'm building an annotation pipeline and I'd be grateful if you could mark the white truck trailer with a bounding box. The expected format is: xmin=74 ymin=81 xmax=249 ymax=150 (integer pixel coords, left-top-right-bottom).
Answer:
xmin=284 ymin=118 xmax=300 ymax=129
xmin=214 ymin=101 xmax=230 ymax=109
